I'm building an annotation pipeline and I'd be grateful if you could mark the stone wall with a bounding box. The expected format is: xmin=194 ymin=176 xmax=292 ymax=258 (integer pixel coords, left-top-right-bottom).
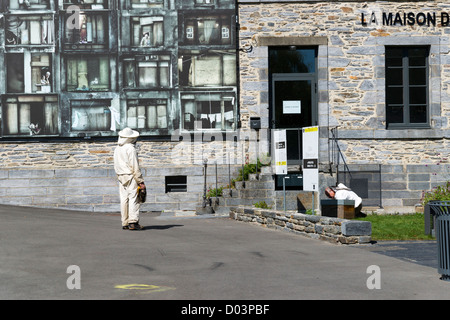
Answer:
xmin=229 ymin=206 xmax=372 ymax=244
xmin=0 ymin=143 xmax=242 ymax=212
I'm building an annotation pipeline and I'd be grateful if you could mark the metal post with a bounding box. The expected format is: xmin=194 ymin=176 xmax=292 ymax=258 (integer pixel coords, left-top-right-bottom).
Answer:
xmin=283 ymin=176 xmax=286 ymax=212
xmin=228 ymin=152 xmax=232 ymax=196
xmin=202 ymin=158 xmax=208 ymax=208
xmin=283 ymin=176 xmax=290 ymax=212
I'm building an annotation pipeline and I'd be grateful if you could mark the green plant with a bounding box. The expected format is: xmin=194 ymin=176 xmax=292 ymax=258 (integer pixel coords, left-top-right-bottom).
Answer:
xmin=421 ymin=181 xmax=450 ymax=206
xmin=254 ymin=201 xmax=271 ymax=209
xmin=235 ymin=157 xmax=269 ymax=182
xmin=206 ymin=186 xmax=223 ymax=198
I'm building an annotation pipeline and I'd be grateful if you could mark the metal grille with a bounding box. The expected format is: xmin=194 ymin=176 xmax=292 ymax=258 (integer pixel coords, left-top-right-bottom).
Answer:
xmin=338 ymin=164 xmax=382 ymax=208
xmin=429 ymin=201 xmax=450 ymax=280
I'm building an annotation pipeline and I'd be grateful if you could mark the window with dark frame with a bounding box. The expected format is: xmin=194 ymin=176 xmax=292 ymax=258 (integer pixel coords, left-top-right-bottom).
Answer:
xmin=385 ymin=46 xmax=429 ymax=129
xmin=66 ymin=55 xmax=110 ymax=91
xmin=5 ymin=15 xmax=55 ymax=45
xmin=2 ymin=95 xmax=58 ymax=136
xmin=126 ymin=99 xmax=168 ymax=130
xmin=123 ymin=55 xmax=171 ymax=88
xmin=7 ymin=0 xmax=50 ymax=10
xmin=70 ymin=100 xmax=113 ymax=132
xmin=130 ymin=0 xmax=164 ymax=9
xmin=63 ymin=0 xmax=107 ymax=10
xmin=183 ymin=14 xmax=231 ymax=46
xmin=165 ymin=175 xmax=187 ymax=193
xmin=64 ymin=11 xmax=108 ymax=48
xmin=6 ymin=53 xmax=52 ymax=94
xmin=131 ymin=16 xmax=164 ymax=47
xmin=181 ymin=92 xmax=235 ymax=131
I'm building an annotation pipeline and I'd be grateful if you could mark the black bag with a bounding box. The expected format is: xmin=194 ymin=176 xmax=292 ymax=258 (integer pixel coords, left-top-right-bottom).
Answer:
xmin=137 ymin=186 xmax=146 ymax=203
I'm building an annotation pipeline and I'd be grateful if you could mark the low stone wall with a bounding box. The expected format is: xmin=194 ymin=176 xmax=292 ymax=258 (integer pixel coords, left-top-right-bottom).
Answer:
xmin=229 ymin=207 xmax=371 ymax=244
xmin=0 ymin=166 xmax=238 ymax=212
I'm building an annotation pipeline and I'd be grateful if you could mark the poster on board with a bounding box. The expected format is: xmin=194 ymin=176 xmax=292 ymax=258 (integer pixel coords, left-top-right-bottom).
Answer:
xmin=302 ymin=126 xmax=319 ymax=191
xmin=273 ymin=129 xmax=287 ymax=175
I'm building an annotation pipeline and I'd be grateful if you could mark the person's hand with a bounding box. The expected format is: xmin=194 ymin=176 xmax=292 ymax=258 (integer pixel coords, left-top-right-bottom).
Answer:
xmin=139 ymin=183 xmax=146 ymax=189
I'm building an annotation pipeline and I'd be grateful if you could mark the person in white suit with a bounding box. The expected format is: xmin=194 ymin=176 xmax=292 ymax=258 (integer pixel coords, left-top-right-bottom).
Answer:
xmin=114 ymin=128 xmax=146 ymax=230
xmin=325 ymin=183 xmax=364 ymax=217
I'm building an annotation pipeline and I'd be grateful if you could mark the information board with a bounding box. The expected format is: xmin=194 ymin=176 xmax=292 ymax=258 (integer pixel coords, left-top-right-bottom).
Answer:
xmin=302 ymin=126 xmax=319 ymax=191
xmin=273 ymin=129 xmax=287 ymax=175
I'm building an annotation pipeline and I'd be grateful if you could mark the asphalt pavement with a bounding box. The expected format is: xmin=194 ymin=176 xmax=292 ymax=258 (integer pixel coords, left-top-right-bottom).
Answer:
xmin=0 ymin=204 xmax=449 ymax=302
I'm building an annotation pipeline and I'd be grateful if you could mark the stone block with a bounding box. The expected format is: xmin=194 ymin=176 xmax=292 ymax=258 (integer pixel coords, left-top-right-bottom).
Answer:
xmin=341 ymin=221 xmax=372 ymax=236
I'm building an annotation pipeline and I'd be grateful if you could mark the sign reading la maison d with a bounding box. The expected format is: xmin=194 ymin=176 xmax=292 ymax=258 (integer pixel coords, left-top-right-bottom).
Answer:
xmin=361 ymin=11 xmax=450 ymax=27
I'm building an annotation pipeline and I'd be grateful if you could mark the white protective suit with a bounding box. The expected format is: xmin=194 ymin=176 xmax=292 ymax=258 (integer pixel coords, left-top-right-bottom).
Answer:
xmin=114 ymin=135 xmax=144 ymax=227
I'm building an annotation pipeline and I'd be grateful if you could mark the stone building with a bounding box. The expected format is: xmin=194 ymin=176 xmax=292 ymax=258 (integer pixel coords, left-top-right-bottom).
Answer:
xmin=0 ymin=0 xmax=448 ymax=214
xmin=238 ymin=0 xmax=449 ymax=213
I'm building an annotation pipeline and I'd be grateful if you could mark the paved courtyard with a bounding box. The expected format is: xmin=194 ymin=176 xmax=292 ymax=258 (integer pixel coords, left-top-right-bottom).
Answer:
xmin=0 ymin=204 xmax=449 ymax=301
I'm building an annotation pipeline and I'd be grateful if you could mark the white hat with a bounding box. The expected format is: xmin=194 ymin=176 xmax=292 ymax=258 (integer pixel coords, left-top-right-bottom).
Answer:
xmin=118 ymin=127 xmax=140 ymax=138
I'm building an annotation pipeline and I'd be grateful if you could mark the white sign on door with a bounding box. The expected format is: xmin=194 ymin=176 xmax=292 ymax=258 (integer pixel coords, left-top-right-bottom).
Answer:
xmin=283 ymin=100 xmax=301 ymax=114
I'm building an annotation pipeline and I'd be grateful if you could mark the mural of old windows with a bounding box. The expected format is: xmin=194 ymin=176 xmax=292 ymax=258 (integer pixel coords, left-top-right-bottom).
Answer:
xmin=182 ymin=14 xmax=232 ymax=46
xmin=6 ymin=53 xmax=52 ymax=93
xmin=66 ymin=55 xmax=110 ymax=91
xmin=181 ymin=92 xmax=236 ymax=131
xmin=178 ymin=51 xmax=236 ymax=87
xmin=0 ymin=0 xmax=237 ymax=138
xmin=62 ymin=1 xmax=108 ymax=10
xmin=123 ymin=55 xmax=171 ymax=88
xmin=131 ymin=16 xmax=164 ymax=47
xmin=5 ymin=14 xmax=55 ymax=45
xmin=2 ymin=95 xmax=58 ymax=136
xmin=4 ymin=0 xmax=52 ymax=11
xmin=64 ymin=11 xmax=108 ymax=49
xmin=71 ymin=99 xmax=114 ymax=132
xmin=126 ymin=99 xmax=168 ymax=130
xmin=129 ymin=0 xmax=164 ymax=9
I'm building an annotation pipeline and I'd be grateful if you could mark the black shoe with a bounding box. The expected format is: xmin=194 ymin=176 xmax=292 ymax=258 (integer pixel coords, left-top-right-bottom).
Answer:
xmin=122 ymin=225 xmax=129 ymax=230
xmin=128 ymin=223 xmax=144 ymax=230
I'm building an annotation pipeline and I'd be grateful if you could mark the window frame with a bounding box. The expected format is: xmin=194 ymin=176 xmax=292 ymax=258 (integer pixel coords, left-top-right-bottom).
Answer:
xmin=63 ymin=1 xmax=108 ymax=10
xmin=130 ymin=16 xmax=164 ymax=48
xmin=123 ymin=55 xmax=171 ymax=89
xmin=129 ymin=0 xmax=164 ymax=9
xmin=2 ymin=95 xmax=59 ymax=137
xmin=385 ymin=46 xmax=430 ymax=130
xmin=178 ymin=50 xmax=236 ymax=88
xmin=63 ymin=11 xmax=109 ymax=49
xmin=5 ymin=14 xmax=55 ymax=46
xmin=70 ymin=99 xmax=113 ymax=132
xmin=126 ymin=99 xmax=169 ymax=131
xmin=65 ymin=55 xmax=111 ymax=92
xmin=181 ymin=91 xmax=236 ymax=131
xmin=182 ymin=14 xmax=232 ymax=46
xmin=6 ymin=52 xmax=53 ymax=94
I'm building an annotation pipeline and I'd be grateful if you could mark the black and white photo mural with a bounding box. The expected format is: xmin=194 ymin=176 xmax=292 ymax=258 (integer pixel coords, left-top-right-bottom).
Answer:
xmin=0 ymin=0 xmax=237 ymax=138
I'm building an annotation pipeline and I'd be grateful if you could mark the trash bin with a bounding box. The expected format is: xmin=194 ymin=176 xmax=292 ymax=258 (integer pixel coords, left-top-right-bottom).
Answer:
xmin=429 ymin=200 xmax=450 ymax=281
